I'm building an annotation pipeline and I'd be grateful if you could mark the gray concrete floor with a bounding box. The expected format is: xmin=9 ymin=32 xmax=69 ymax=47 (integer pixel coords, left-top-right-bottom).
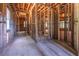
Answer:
xmin=1 ymin=36 xmax=75 ymax=56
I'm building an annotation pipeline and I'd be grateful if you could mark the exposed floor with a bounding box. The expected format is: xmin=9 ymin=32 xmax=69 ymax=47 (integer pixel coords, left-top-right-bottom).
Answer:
xmin=1 ymin=36 xmax=75 ymax=56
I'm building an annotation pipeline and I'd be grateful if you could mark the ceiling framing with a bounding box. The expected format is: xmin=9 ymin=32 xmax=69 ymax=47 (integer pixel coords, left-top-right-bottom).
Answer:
xmin=8 ymin=3 xmax=68 ymax=18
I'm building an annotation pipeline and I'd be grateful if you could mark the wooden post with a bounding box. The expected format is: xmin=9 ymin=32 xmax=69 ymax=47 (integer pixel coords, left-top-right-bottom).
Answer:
xmin=44 ymin=4 xmax=45 ymax=36
xmin=64 ymin=4 xmax=67 ymax=42
xmin=48 ymin=4 xmax=51 ymax=39
xmin=74 ymin=3 xmax=79 ymax=55
xmin=58 ymin=4 xmax=60 ymax=40
xmin=30 ymin=12 xmax=32 ymax=36
xmin=0 ymin=9 xmax=3 ymax=47
xmin=18 ymin=12 xmax=20 ymax=32
xmin=2 ymin=4 xmax=6 ymax=46
xmin=71 ymin=3 xmax=74 ymax=48
xmin=50 ymin=5 xmax=53 ymax=38
xmin=35 ymin=4 xmax=38 ymax=40
xmin=39 ymin=12 xmax=42 ymax=36
xmin=48 ymin=5 xmax=50 ymax=38
xmin=17 ymin=12 xmax=19 ymax=32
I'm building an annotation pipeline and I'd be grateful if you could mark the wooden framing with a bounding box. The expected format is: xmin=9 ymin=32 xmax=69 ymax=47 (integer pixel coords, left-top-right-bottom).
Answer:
xmin=7 ymin=3 xmax=75 ymax=49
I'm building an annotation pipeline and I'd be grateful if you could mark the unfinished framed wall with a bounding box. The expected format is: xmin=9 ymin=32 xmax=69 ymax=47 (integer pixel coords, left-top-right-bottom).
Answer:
xmin=53 ymin=3 xmax=75 ymax=49
xmin=0 ymin=4 xmax=7 ymax=48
